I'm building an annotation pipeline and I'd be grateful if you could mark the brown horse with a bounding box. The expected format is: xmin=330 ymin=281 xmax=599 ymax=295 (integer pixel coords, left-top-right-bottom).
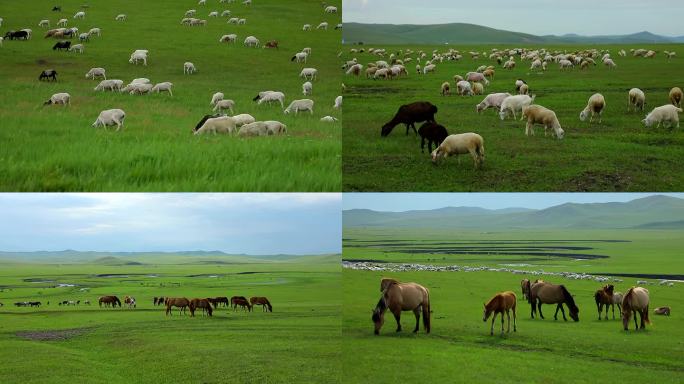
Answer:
xmin=483 ymin=291 xmax=517 ymax=336
xmin=529 ymin=281 xmax=579 ymax=322
xmin=622 ymin=287 xmax=650 ymax=331
xmin=521 ymin=279 xmax=531 ymax=300
xmin=249 ymin=297 xmax=273 ymax=312
xmin=189 ymin=298 xmax=213 ymax=317
xmin=165 ymin=297 xmax=191 ymax=316
xmin=372 ymin=278 xmax=430 ymax=335
xmin=124 ymin=295 xmax=136 ymax=309
xmin=594 ymin=284 xmax=615 ymax=320
xmin=232 ymin=297 xmax=252 ymax=312
xmin=98 ymin=296 xmax=121 ymax=308
xmin=212 ymin=297 xmax=230 ymax=308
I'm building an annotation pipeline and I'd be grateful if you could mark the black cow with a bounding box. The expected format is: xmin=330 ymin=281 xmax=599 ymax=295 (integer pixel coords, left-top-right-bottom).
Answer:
xmin=52 ymin=41 xmax=71 ymax=51
xmin=39 ymin=69 xmax=58 ymax=81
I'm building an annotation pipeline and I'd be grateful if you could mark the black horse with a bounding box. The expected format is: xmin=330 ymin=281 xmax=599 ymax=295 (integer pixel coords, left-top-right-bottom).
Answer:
xmin=39 ymin=69 xmax=58 ymax=81
xmin=52 ymin=41 xmax=71 ymax=51
xmin=4 ymin=30 xmax=29 ymax=40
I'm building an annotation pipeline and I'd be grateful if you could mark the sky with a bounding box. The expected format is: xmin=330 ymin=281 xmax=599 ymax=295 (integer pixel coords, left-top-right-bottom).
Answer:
xmin=0 ymin=194 xmax=341 ymax=255
xmin=343 ymin=193 xmax=684 ymax=212
xmin=343 ymin=0 xmax=684 ymax=36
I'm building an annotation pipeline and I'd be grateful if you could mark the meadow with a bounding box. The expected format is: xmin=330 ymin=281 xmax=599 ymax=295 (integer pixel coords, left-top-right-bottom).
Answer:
xmin=0 ymin=254 xmax=340 ymax=383
xmin=342 ymin=227 xmax=684 ymax=383
xmin=341 ymin=44 xmax=684 ymax=191
xmin=0 ymin=0 xmax=341 ymax=191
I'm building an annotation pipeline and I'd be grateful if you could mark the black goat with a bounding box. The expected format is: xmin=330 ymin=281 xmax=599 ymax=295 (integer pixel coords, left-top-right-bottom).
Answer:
xmin=52 ymin=41 xmax=71 ymax=51
xmin=39 ymin=69 xmax=58 ymax=81
xmin=418 ymin=122 xmax=449 ymax=153
xmin=381 ymin=101 xmax=438 ymax=137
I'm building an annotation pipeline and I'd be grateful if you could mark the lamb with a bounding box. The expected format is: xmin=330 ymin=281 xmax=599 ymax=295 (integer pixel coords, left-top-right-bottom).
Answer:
xmin=418 ymin=121 xmax=448 ymax=153
xmin=238 ymin=121 xmax=269 ymax=137
xmin=221 ymin=10 xmax=232 ymax=17
xmin=39 ymin=20 xmax=50 ymax=28
xmin=320 ymin=116 xmax=338 ymax=122
xmin=213 ymin=99 xmax=235 ymax=114
xmin=316 ymin=22 xmax=328 ymax=30
xmin=151 ymin=82 xmax=173 ymax=96
xmin=69 ymin=43 xmax=84 ymax=53
xmin=642 ymin=104 xmax=682 ymax=128
xmin=300 ymin=68 xmax=318 ymax=81
xmin=302 ymin=24 xmax=311 ymax=31
xmin=579 ymin=93 xmax=606 ymax=123
xmin=476 ymin=92 xmax=511 ymax=114
xmin=115 ymin=14 xmax=126 ymax=21
xmin=184 ymin=62 xmax=197 ymax=74
xmin=85 ymin=67 xmax=106 ymax=80
xmin=628 ymin=88 xmax=645 ymax=112
xmin=127 ymin=83 xmax=153 ymax=95
xmin=74 ymin=11 xmax=85 ymax=19
xmin=472 ymin=82 xmax=484 ymax=96
xmin=284 ymin=99 xmax=314 ymax=114
xmin=456 ymin=80 xmax=473 ymax=96
xmin=233 ymin=113 xmax=256 ymax=127
xmin=210 ymin=92 xmax=224 ymax=106
xmin=333 ymin=95 xmax=342 ymax=109
xmin=441 ymin=81 xmax=450 ymax=96
xmin=669 ymin=87 xmax=682 ymax=107
xmin=243 ymin=36 xmax=259 ymax=47
xmin=94 ymin=79 xmax=123 ymax=92
xmin=518 ymin=84 xmax=529 ymax=95
xmin=381 ymin=101 xmax=437 ymax=137
xmin=228 ymin=17 xmax=239 ymax=24
xmin=465 ymin=72 xmax=489 ymax=86
xmin=43 ymin=92 xmax=70 ymax=105
xmin=499 ymin=94 xmax=535 ymax=120
xmin=194 ymin=115 xmax=237 ymax=135
xmin=219 ymin=34 xmax=237 ymax=43
xmin=264 ymin=120 xmax=288 ymax=135
xmin=292 ymin=52 xmax=308 ymax=63
xmin=302 ymin=81 xmax=313 ymax=96
xmin=521 ymin=104 xmax=565 ymax=139
xmin=92 ymin=109 xmax=126 ymax=131
xmin=431 ymin=133 xmax=485 ymax=169
xmin=256 ymin=91 xmax=285 ymax=108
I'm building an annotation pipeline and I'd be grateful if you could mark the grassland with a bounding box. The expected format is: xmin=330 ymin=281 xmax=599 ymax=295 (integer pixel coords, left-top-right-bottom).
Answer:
xmin=341 ymin=43 xmax=684 ymax=191
xmin=0 ymin=0 xmax=341 ymax=191
xmin=342 ymin=227 xmax=684 ymax=383
xmin=0 ymin=255 xmax=340 ymax=383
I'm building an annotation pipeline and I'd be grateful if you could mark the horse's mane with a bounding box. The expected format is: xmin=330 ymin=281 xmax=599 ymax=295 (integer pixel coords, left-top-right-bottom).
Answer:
xmin=559 ymin=285 xmax=578 ymax=311
xmin=485 ymin=294 xmax=501 ymax=309
xmin=372 ymin=296 xmax=387 ymax=322
xmin=622 ymin=287 xmax=635 ymax=311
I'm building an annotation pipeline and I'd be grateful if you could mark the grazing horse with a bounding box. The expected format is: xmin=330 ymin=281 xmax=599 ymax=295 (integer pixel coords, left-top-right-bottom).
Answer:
xmin=249 ymin=297 xmax=273 ymax=312
xmin=124 ymin=296 xmax=136 ymax=308
xmin=165 ymin=297 xmax=190 ymax=316
xmin=622 ymin=287 xmax=650 ymax=331
xmin=594 ymin=284 xmax=615 ymax=320
xmin=483 ymin=291 xmax=517 ymax=336
xmin=232 ymin=297 xmax=252 ymax=312
xmin=529 ymin=281 xmax=579 ymax=322
xmin=214 ymin=297 xmax=229 ymax=307
xmin=231 ymin=296 xmax=248 ymax=310
xmin=98 ymin=295 xmax=121 ymax=308
xmin=521 ymin=279 xmax=531 ymax=301
xmin=372 ymin=278 xmax=430 ymax=335
xmin=189 ymin=298 xmax=213 ymax=317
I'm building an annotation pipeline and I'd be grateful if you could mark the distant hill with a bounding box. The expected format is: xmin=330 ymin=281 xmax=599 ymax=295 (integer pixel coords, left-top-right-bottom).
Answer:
xmin=0 ymin=250 xmax=329 ymax=263
xmin=343 ymin=22 xmax=683 ymax=45
xmin=343 ymin=195 xmax=684 ymax=229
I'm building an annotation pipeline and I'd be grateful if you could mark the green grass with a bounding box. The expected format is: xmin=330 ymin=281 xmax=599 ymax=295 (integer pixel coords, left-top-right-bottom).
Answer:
xmin=342 ymin=228 xmax=684 ymax=383
xmin=0 ymin=257 xmax=340 ymax=383
xmin=0 ymin=0 xmax=341 ymax=191
xmin=342 ymin=44 xmax=684 ymax=191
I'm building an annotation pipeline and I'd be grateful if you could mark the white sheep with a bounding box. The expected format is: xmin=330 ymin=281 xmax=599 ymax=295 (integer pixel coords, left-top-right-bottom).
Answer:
xmin=558 ymin=59 xmax=573 ymax=70
xmin=302 ymin=81 xmax=313 ymax=96
xmin=300 ymin=68 xmax=318 ymax=81
xmin=131 ymin=78 xmax=151 ymax=84
xmin=198 ymin=0 xmax=206 ymax=5
xmin=257 ymin=91 xmax=285 ymax=108
xmin=195 ymin=116 xmax=237 ymax=135
xmin=292 ymin=52 xmax=308 ymax=63
xmin=129 ymin=51 xmax=148 ymax=66
xmin=128 ymin=83 xmax=153 ymax=95
xmin=92 ymin=109 xmax=126 ymax=131
xmin=233 ymin=114 xmax=256 ymax=127
xmin=670 ymin=87 xmax=682 ymax=107
xmin=522 ymin=105 xmax=565 ymax=139
xmin=628 ymin=88 xmax=645 ymax=112
xmin=431 ymin=133 xmax=485 ymax=169
xmin=210 ymin=92 xmax=224 ymax=106
xmin=603 ymin=58 xmax=617 ymax=69
xmin=85 ymin=67 xmax=106 ymax=80
xmin=73 ymin=11 xmax=85 ymax=19
xmin=456 ymin=80 xmax=473 ymax=96
xmin=185 ymin=9 xmax=197 ymax=17
xmin=228 ymin=17 xmax=239 ymax=24
xmin=642 ymin=105 xmax=682 ymax=128
xmin=68 ymin=43 xmax=83 ymax=53
xmin=221 ymin=10 xmax=231 ymax=17
xmin=243 ymin=35 xmax=259 ymax=47
xmin=213 ymin=99 xmax=235 ymax=114
xmin=476 ymin=93 xmax=511 ymax=114
xmin=94 ymin=79 xmax=123 ymax=92
xmin=57 ymin=18 xmax=68 ymax=27
xmin=499 ymin=94 xmax=535 ymax=120
xmin=334 ymin=95 xmax=342 ymax=109
xmin=115 ymin=14 xmax=126 ymax=21
xmin=39 ymin=20 xmax=50 ymax=28
xmin=238 ymin=121 xmax=269 ymax=137
xmin=519 ymin=84 xmax=529 ymax=95
xmin=184 ymin=62 xmax=197 ymax=74
xmin=472 ymin=82 xmax=484 ymax=96
xmin=423 ymin=64 xmax=436 ymax=74
xmin=44 ymin=92 xmax=70 ymax=105
xmin=209 ymin=11 xmax=218 ymax=17
xmin=219 ymin=34 xmax=237 ymax=43
xmin=302 ymin=47 xmax=312 ymax=56
xmin=284 ymin=99 xmax=314 ymax=114
xmin=302 ymin=24 xmax=311 ymax=31
xmin=325 ymin=6 xmax=338 ymax=13
xmin=579 ymin=93 xmax=606 ymax=123
xmin=264 ymin=120 xmax=288 ymax=135
xmin=320 ymin=116 xmax=338 ymax=122
xmin=238 ymin=18 xmax=246 ymax=25
xmin=316 ymin=22 xmax=328 ymax=30
xmin=151 ymin=82 xmax=173 ymax=96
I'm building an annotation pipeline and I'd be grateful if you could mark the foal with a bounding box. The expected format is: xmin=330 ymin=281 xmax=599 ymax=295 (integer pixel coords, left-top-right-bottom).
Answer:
xmin=483 ymin=291 xmax=517 ymax=336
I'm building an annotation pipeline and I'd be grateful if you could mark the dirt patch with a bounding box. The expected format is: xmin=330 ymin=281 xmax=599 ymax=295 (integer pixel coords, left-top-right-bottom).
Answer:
xmin=35 ymin=59 xmax=49 ymax=65
xmin=16 ymin=327 xmax=93 ymax=341
xmin=564 ymin=171 xmax=632 ymax=191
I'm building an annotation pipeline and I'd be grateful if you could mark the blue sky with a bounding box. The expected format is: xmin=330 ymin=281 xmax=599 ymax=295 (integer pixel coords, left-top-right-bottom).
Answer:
xmin=0 ymin=194 xmax=341 ymax=255
xmin=343 ymin=193 xmax=684 ymax=211
xmin=343 ymin=0 xmax=684 ymax=36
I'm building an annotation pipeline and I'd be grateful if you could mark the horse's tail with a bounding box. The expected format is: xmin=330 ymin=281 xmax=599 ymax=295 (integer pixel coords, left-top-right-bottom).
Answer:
xmin=643 ymin=305 xmax=650 ymax=324
xmin=423 ymin=289 xmax=431 ymax=334
xmin=115 ymin=297 xmax=121 ymax=307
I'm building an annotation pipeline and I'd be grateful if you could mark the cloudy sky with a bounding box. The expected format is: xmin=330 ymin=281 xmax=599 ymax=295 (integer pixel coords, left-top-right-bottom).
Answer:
xmin=343 ymin=193 xmax=684 ymax=211
xmin=343 ymin=0 xmax=684 ymax=36
xmin=0 ymin=194 xmax=341 ymax=255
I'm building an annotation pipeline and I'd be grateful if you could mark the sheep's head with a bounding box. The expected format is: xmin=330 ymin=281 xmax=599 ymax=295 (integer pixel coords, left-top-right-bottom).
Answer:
xmin=642 ymin=118 xmax=652 ymax=127
xmin=556 ymin=127 xmax=565 ymax=140
xmin=431 ymin=148 xmax=442 ymax=163
xmin=476 ymin=104 xmax=484 ymax=113
xmin=498 ymin=110 xmax=507 ymax=121
xmin=579 ymin=110 xmax=588 ymax=122
xmin=43 ymin=99 xmax=53 ymax=106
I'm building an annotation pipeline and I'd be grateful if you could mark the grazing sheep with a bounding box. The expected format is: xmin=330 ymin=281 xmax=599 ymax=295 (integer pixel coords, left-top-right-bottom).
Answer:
xmin=579 ymin=93 xmax=606 ymax=123
xmin=483 ymin=68 xmax=495 ymax=79
xmin=238 ymin=18 xmax=246 ymax=25
xmin=381 ymin=101 xmax=437 ymax=137
xmin=86 ymin=28 xmax=101 ymax=37
xmin=453 ymin=75 xmax=463 ymax=83
xmin=300 ymin=68 xmax=318 ymax=81
xmin=284 ymin=99 xmax=314 ymax=114
xmin=233 ymin=113 xmax=256 ymax=127
xmin=441 ymin=81 xmax=450 ymax=96
xmin=94 ymin=79 xmax=124 ymax=92
xmin=128 ymin=83 xmax=153 ymax=95
xmin=465 ymin=72 xmax=489 ymax=85
xmin=472 ymin=82 xmax=484 ymax=96
xmin=320 ymin=116 xmax=338 ymax=122
xmin=628 ymin=88 xmax=646 ymax=112
xmin=129 ymin=51 xmax=148 ymax=66
xmin=57 ymin=18 xmax=68 ymax=27
xmin=186 ymin=9 xmax=197 ymax=17
xmin=559 ymin=59 xmax=573 ymax=70
xmin=431 ymin=133 xmax=485 ymax=169
xmin=85 ymin=67 xmax=106 ymax=80
xmin=195 ymin=116 xmax=237 ymax=135
xmin=346 ymin=63 xmax=362 ymax=76
xmin=476 ymin=93 xmax=511 ymax=114
xmin=303 ymin=24 xmax=311 ymax=31
xmin=238 ymin=121 xmax=269 ymax=137
xmin=292 ymin=51 xmax=308 ymax=63
xmin=499 ymin=94 xmax=535 ymax=120
xmin=151 ymin=82 xmax=173 ymax=96
xmin=243 ymin=35 xmax=259 ymax=47
xmin=418 ymin=121 xmax=448 ymax=153
xmin=39 ymin=20 xmax=50 ymax=28
xmin=530 ymin=59 xmax=542 ymax=71
xmin=115 ymin=14 xmax=126 ymax=21
xmin=456 ymin=80 xmax=473 ymax=96
xmin=183 ymin=62 xmax=196 ymax=74
xmin=264 ymin=121 xmax=288 ymax=135
xmin=255 ymin=91 xmax=285 ymax=108
xmin=669 ymin=87 xmax=682 ymax=107
xmin=503 ymin=60 xmax=516 ymax=69
xmin=654 ymin=306 xmax=670 ymax=316
xmin=221 ymin=10 xmax=232 ymax=17
xmin=213 ymin=99 xmax=235 ymax=114
xmin=39 ymin=69 xmax=58 ymax=81
xmin=522 ymin=104 xmax=565 ymax=139
xmin=518 ymin=84 xmax=529 ymax=95
xmin=92 ymin=109 xmax=126 ymax=131
xmin=316 ymin=22 xmax=328 ymax=30
xmin=302 ymin=81 xmax=313 ymax=96
xmin=69 ymin=43 xmax=84 ymax=53
xmin=515 ymin=79 xmax=526 ymax=92
xmin=198 ymin=0 xmax=206 ymax=5
xmin=44 ymin=92 xmax=70 ymax=106
xmin=209 ymin=11 xmax=218 ymax=17
xmin=423 ymin=64 xmax=436 ymax=74
xmin=78 ymin=32 xmax=89 ymax=42
xmin=333 ymin=95 xmax=342 ymax=109
xmin=219 ymin=34 xmax=237 ymax=43
xmin=52 ymin=41 xmax=71 ymax=51
xmin=227 ymin=17 xmax=239 ymax=24
xmin=603 ymin=58 xmax=617 ymax=69
xmin=642 ymin=104 xmax=682 ymax=129
xmin=74 ymin=11 xmax=85 ymax=19
xmin=210 ymin=92 xmax=224 ymax=106
xmin=131 ymin=78 xmax=151 ymax=85
xmin=325 ymin=5 xmax=338 ymax=13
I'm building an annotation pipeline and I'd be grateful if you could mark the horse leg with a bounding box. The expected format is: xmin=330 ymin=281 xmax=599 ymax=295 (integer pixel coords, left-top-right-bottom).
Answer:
xmin=639 ymin=310 xmax=645 ymax=329
xmin=633 ymin=310 xmax=638 ymax=330
xmin=530 ymin=301 xmax=535 ymax=319
xmin=490 ymin=312 xmax=496 ymax=336
xmin=412 ymin=308 xmax=420 ymax=333
xmin=513 ymin=306 xmax=517 ymax=332
xmin=393 ymin=310 xmax=402 ymax=332
xmin=501 ymin=311 xmax=505 ymax=335
xmin=554 ymin=304 xmax=560 ymax=320
xmin=506 ymin=309 xmax=511 ymax=333
xmin=597 ymin=302 xmax=601 ymax=320
xmin=559 ymin=304 xmax=567 ymax=321
xmin=538 ymin=301 xmax=544 ymax=319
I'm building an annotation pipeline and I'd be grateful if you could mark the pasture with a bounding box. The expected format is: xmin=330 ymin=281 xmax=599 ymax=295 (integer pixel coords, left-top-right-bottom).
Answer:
xmin=341 ymin=44 xmax=684 ymax=191
xmin=0 ymin=0 xmax=341 ymax=191
xmin=0 ymin=255 xmax=340 ymax=383
xmin=342 ymin=228 xmax=684 ymax=382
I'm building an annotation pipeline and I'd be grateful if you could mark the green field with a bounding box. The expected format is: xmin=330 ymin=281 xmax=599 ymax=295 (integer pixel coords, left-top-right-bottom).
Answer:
xmin=342 ymin=228 xmax=684 ymax=383
xmin=0 ymin=255 xmax=340 ymax=383
xmin=0 ymin=0 xmax=341 ymax=191
xmin=341 ymin=44 xmax=684 ymax=191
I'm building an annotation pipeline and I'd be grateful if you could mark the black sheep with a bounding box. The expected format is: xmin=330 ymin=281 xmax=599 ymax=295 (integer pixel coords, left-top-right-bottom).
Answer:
xmin=52 ymin=41 xmax=71 ymax=51
xmin=39 ymin=69 xmax=58 ymax=81
xmin=381 ymin=101 xmax=437 ymax=137
xmin=418 ymin=122 xmax=449 ymax=153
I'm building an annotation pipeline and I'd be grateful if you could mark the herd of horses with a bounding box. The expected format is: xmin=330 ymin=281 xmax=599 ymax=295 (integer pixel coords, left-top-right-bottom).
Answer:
xmin=162 ymin=296 xmax=272 ymax=317
xmin=371 ymin=277 xmax=669 ymax=336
